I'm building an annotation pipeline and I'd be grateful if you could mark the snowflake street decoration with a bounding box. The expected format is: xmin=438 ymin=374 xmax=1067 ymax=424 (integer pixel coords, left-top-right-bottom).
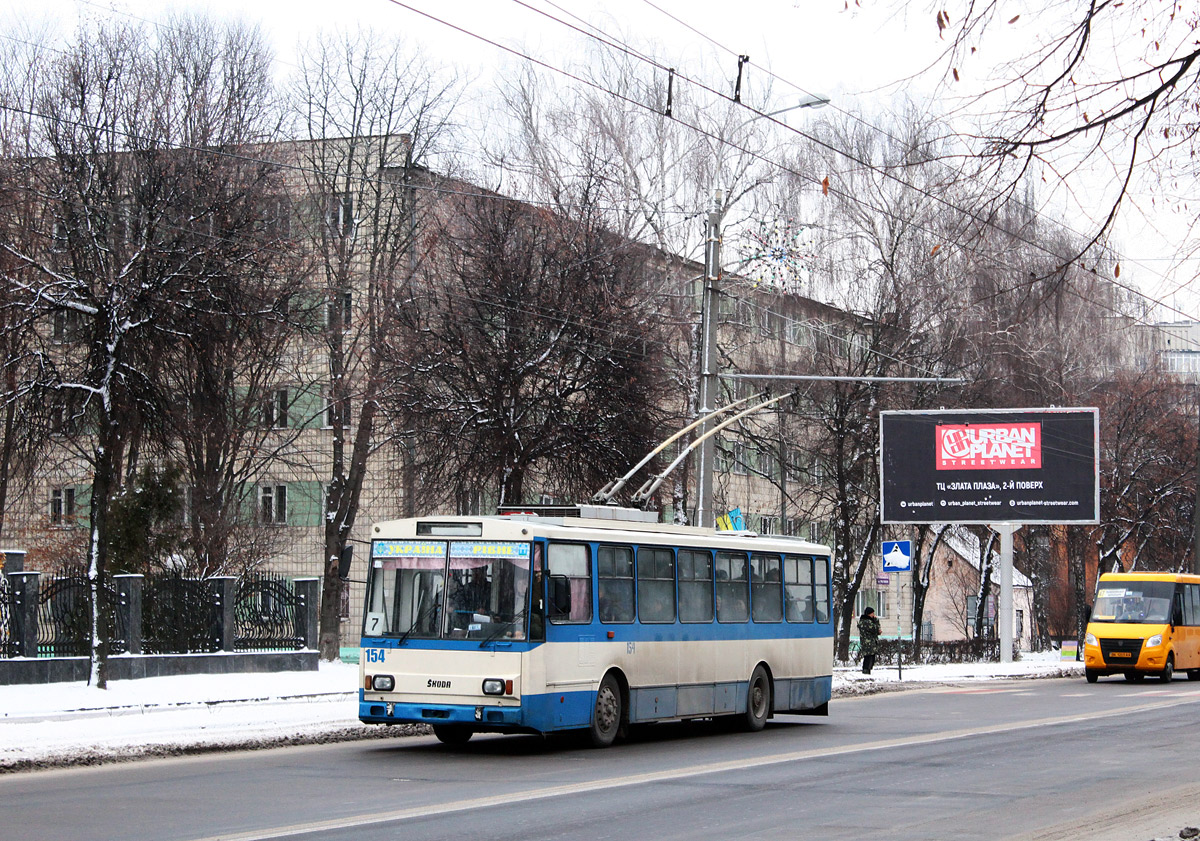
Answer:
xmin=736 ymin=218 xmax=815 ymax=294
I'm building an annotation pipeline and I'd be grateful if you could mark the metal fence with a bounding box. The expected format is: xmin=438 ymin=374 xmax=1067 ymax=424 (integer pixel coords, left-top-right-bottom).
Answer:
xmin=35 ymin=575 xmax=129 ymax=657
xmin=0 ymin=574 xmax=10 ymax=658
xmin=143 ymin=574 xmax=219 ymax=654
xmin=1 ymin=571 xmax=316 ymax=659
xmin=234 ymin=573 xmax=304 ymax=652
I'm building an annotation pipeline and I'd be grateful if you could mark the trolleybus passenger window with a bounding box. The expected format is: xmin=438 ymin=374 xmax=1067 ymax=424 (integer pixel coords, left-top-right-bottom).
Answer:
xmin=678 ymin=549 xmax=713 ymax=623
xmin=637 ymin=547 xmax=675 ymax=623
xmin=783 ymin=555 xmax=813 ymax=623
xmin=751 ymin=553 xmax=783 ymax=623
xmin=716 ymin=551 xmax=749 ymax=623
xmin=814 ymin=556 xmax=831 ymax=623
xmin=599 ymin=546 xmax=635 ymax=623
xmin=547 ymin=542 xmax=592 ymax=624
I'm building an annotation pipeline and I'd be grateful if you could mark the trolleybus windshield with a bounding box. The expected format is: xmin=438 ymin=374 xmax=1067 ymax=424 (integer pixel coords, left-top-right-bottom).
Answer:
xmin=365 ymin=539 xmax=532 ymax=641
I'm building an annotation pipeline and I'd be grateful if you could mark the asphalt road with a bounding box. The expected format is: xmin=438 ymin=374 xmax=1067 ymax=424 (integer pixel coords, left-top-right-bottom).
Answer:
xmin=4 ymin=676 xmax=1199 ymax=841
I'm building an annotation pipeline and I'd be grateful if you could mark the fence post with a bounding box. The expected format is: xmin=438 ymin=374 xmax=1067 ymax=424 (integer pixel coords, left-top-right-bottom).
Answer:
xmin=211 ymin=576 xmax=238 ymax=653
xmin=293 ymin=578 xmax=319 ymax=650
xmin=9 ymin=571 xmax=40 ymax=658
xmin=114 ymin=574 xmax=143 ymax=655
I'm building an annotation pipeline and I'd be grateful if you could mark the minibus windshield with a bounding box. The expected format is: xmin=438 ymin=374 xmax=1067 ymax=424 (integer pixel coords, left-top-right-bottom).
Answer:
xmin=1091 ymin=580 xmax=1174 ymax=624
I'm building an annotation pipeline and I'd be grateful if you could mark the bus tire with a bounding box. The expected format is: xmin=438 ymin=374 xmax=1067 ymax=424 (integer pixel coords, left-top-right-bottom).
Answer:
xmin=743 ymin=665 xmax=771 ymax=732
xmin=1159 ymin=655 xmax=1174 ymax=683
xmin=589 ymin=673 xmax=622 ymax=748
xmin=432 ymin=725 xmax=473 ymax=746
xmin=1085 ymin=669 xmax=1099 ymax=684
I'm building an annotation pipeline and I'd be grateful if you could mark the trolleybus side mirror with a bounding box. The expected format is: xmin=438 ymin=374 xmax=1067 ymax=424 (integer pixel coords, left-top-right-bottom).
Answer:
xmin=338 ymin=545 xmax=353 ymax=581
xmin=548 ymin=575 xmax=572 ymax=620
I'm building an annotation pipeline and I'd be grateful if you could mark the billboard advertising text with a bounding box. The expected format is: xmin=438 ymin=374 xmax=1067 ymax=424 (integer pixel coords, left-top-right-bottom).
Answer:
xmin=880 ymin=408 xmax=1099 ymax=524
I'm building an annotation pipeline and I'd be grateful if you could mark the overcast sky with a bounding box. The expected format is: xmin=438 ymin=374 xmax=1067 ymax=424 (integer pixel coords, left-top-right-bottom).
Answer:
xmin=4 ymin=0 xmax=1194 ymax=319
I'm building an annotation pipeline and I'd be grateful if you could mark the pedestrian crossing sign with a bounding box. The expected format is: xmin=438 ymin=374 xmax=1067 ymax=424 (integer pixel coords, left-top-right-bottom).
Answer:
xmin=882 ymin=540 xmax=912 ymax=571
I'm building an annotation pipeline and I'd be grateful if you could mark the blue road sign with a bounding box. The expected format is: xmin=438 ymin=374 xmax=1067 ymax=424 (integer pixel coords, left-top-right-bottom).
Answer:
xmin=882 ymin=540 xmax=912 ymax=572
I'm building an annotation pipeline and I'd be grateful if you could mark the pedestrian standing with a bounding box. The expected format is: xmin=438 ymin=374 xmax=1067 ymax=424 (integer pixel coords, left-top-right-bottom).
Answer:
xmin=858 ymin=606 xmax=881 ymax=675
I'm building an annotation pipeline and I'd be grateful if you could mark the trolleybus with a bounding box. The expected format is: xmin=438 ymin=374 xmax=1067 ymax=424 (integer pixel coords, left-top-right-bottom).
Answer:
xmin=359 ymin=506 xmax=834 ymax=746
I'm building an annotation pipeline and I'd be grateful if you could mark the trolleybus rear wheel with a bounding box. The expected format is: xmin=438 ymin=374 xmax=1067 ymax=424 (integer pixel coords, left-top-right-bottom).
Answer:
xmin=432 ymin=725 xmax=474 ymax=746
xmin=743 ymin=665 xmax=771 ymax=732
xmin=589 ymin=673 xmax=622 ymax=748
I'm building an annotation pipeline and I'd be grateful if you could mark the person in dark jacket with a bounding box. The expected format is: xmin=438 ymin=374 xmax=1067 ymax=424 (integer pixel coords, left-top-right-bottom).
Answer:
xmin=858 ymin=606 xmax=881 ymax=674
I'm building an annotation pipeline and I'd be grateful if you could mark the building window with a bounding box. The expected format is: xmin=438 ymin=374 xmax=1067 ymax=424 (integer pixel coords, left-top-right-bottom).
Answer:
xmin=323 ymin=392 xmax=351 ymax=429
xmin=326 ymin=192 xmax=354 ymax=237
xmin=732 ymin=440 xmax=750 ymax=475
xmin=260 ymin=484 xmax=287 ymax=524
xmin=264 ymin=389 xmax=289 ymax=429
xmin=50 ymin=487 xmax=76 ymax=526
xmin=857 ymin=588 xmax=889 ymax=619
xmin=51 ymin=220 xmax=68 ymax=253
xmin=967 ymin=594 xmax=996 ymax=637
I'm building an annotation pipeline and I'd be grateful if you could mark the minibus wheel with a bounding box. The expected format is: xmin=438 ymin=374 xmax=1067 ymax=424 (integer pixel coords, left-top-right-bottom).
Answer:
xmin=1085 ymin=669 xmax=1099 ymax=684
xmin=1159 ymin=655 xmax=1174 ymax=683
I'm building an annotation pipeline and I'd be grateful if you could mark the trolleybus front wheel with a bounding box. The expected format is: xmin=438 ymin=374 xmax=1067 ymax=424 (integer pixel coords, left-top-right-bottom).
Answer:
xmin=589 ymin=673 xmax=623 ymax=748
xmin=432 ymin=724 xmax=474 ymax=746
xmin=743 ymin=665 xmax=771 ymax=732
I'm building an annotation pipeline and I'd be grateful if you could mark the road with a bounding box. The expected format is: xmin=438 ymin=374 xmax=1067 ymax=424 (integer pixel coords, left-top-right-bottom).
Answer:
xmin=4 ymin=676 xmax=1199 ymax=841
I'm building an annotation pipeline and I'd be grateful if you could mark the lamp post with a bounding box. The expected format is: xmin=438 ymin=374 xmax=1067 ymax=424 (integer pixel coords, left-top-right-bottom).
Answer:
xmin=694 ymin=95 xmax=830 ymax=528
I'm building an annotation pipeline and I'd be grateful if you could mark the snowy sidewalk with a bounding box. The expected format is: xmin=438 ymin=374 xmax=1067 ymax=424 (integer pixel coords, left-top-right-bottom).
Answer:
xmin=0 ymin=655 xmax=1085 ymax=771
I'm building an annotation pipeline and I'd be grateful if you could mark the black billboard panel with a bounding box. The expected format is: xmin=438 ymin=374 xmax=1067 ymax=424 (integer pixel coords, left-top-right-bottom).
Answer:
xmin=880 ymin=408 xmax=1099 ymax=524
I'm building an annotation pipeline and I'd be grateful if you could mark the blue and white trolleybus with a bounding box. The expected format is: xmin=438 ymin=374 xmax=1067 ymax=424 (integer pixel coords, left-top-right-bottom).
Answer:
xmin=359 ymin=506 xmax=834 ymax=747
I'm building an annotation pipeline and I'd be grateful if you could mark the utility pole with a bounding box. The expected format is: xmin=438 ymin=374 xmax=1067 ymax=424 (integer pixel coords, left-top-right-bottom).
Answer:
xmin=695 ymin=189 xmax=723 ymax=529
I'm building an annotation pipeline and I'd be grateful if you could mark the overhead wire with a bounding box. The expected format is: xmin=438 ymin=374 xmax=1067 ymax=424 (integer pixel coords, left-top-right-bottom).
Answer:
xmin=8 ymin=1 xmax=1200 ymax=365
xmin=477 ymin=0 xmax=1200 ymax=354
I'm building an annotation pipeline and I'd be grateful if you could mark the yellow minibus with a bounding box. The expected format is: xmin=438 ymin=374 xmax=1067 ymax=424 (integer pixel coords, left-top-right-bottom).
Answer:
xmin=1084 ymin=572 xmax=1200 ymax=683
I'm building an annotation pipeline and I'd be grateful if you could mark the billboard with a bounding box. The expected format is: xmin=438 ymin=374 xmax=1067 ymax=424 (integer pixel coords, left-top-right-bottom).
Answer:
xmin=880 ymin=408 xmax=1099 ymax=524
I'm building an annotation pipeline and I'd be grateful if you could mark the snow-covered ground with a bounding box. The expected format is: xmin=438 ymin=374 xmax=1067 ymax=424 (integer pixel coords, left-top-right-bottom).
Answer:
xmin=0 ymin=654 xmax=1084 ymax=772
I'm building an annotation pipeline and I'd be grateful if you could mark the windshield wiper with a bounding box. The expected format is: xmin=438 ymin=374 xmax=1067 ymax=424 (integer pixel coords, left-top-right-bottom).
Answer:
xmin=479 ymin=609 xmax=526 ymax=648
xmin=397 ymin=602 xmax=440 ymax=646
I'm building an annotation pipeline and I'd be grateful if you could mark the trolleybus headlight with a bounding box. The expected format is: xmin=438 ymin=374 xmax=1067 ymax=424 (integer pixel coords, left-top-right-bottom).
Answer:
xmin=482 ymin=678 xmax=505 ymax=695
xmin=372 ymin=674 xmax=395 ymax=692
xmin=1085 ymin=632 xmax=1097 ymax=647
xmin=1147 ymin=634 xmax=1163 ymax=647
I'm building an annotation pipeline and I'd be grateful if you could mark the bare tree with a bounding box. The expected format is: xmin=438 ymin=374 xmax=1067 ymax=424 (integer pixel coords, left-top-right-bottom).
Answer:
xmin=0 ymin=17 xmax=280 ymax=686
xmin=1092 ymin=370 xmax=1196 ymax=572
xmin=287 ymin=29 xmax=461 ymax=660
xmin=777 ymin=105 xmax=976 ymax=658
xmin=391 ymin=183 xmax=673 ymax=509
xmin=933 ymin=1 xmax=1200 ymax=253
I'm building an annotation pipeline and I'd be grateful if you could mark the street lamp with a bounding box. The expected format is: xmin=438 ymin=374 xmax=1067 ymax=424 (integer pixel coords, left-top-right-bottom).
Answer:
xmin=694 ymin=94 xmax=830 ymax=529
